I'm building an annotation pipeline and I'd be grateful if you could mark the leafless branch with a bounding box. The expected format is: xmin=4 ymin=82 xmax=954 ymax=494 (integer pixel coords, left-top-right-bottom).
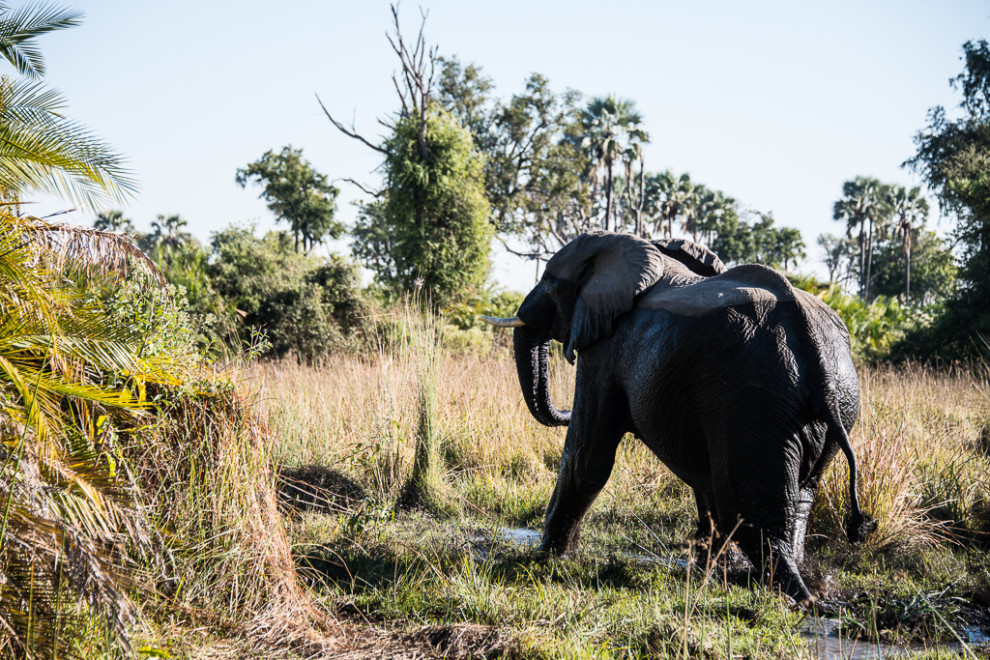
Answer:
xmin=386 ymin=3 xmax=436 ymax=157
xmin=316 ymin=94 xmax=388 ymax=155
xmin=494 ymin=233 xmax=545 ymax=261
xmin=337 ymin=178 xmax=382 ymax=198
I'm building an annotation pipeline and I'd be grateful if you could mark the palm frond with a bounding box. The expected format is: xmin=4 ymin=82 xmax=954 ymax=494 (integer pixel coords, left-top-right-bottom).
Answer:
xmin=0 ymin=207 xmax=150 ymax=656
xmin=0 ymin=75 xmax=137 ymax=210
xmin=0 ymin=2 xmax=83 ymax=80
xmin=19 ymin=217 xmax=164 ymax=284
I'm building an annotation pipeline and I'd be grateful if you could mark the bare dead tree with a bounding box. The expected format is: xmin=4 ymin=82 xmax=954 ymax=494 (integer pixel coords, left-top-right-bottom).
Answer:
xmin=386 ymin=5 xmax=436 ymax=154
xmin=320 ymin=4 xmax=437 ymax=169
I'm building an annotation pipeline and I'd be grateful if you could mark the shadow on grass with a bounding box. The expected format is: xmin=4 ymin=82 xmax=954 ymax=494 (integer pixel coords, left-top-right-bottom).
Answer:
xmin=278 ymin=464 xmax=367 ymax=515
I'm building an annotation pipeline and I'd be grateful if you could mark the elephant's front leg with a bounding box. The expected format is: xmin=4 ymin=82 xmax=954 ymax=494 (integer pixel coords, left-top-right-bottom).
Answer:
xmin=540 ymin=383 xmax=626 ymax=556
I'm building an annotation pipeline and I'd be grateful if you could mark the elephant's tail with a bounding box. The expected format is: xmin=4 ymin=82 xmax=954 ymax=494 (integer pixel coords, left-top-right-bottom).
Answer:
xmin=825 ymin=399 xmax=876 ymax=544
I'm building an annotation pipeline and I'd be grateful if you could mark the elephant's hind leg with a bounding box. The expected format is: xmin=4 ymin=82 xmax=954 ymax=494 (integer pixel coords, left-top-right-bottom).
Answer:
xmin=714 ymin=441 xmax=814 ymax=602
xmin=733 ymin=522 xmax=813 ymax=603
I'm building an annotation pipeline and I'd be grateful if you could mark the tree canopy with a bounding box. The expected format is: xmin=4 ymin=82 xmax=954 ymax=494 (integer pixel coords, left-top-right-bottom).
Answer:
xmin=324 ymin=8 xmax=492 ymax=308
xmin=904 ymin=39 xmax=990 ymax=356
xmin=236 ymin=146 xmax=342 ymax=254
xmin=352 ymin=108 xmax=492 ymax=306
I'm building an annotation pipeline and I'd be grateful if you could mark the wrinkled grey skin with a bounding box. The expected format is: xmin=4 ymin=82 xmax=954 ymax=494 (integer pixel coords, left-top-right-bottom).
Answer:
xmin=512 ymin=231 xmax=874 ymax=603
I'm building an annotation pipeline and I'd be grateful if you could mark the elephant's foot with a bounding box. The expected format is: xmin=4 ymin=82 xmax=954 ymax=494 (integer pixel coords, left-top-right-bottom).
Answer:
xmin=736 ymin=528 xmax=814 ymax=603
xmin=539 ymin=525 xmax=581 ymax=556
xmin=765 ymin=554 xmax=814 ymax=604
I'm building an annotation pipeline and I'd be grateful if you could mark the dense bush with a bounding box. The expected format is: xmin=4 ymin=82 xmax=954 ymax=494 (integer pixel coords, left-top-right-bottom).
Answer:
xmin=790 ymin=275 xmax=936 ymax=363
xmin=204 ymin=226 xmax=370 ymax=360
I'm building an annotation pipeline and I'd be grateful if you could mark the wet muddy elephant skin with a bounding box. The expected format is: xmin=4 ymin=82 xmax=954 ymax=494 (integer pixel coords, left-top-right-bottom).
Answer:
xmin=486 ymin=231 xmax=875 ymax=603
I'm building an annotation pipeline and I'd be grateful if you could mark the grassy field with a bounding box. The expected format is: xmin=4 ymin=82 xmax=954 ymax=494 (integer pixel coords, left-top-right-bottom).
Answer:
xmin=247 ymin=317 xmax=990 ymax=659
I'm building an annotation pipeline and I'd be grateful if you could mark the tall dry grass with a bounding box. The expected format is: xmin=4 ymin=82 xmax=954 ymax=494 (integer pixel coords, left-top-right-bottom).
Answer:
xmin=255 ymin=349 xmax=572 ymax=505
xmin=130 ymin=388 xmax=340 ymax=648
xmin=257 ymin=340 xmax=990 ymax=554
xmin=815 ymin=363 xmax=990 ymax=549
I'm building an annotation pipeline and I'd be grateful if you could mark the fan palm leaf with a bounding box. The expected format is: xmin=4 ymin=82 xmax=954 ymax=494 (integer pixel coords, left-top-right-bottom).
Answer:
xmin=0 ymin=77 xmax=137 ymax=210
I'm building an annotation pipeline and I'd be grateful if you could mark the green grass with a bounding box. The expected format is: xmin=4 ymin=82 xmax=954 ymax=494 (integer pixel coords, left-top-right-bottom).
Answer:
xmin=295 ymin=513 xmax=813 ymax=659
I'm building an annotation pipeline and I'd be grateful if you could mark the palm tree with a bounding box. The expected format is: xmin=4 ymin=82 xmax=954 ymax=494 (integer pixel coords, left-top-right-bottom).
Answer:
xmin=0 ymin=3 xmax=135 ymax=210
xmin=150 ymin=213 xmax=191 ymax=250
xmin=0 ymin=210 xmax=159 ymax=657
xmin=649 ymin=170 xmax=694 ymax=238
xmin=833 ymin=176 xmax=885 ymax=298
xmin=817 ymin=232 xmax=855 ymax=285
xmin=0 ymin=7 xmax=159 ymax=655
xmin=576 ymin=96 xmax=649 ymax=232
xmin=0 ymin=2 xmax=82 ymax=79
xmin=94 ymin=209 xmax=135 ymax=234
xmin=886 ymin=185 xmax=930 ymax=301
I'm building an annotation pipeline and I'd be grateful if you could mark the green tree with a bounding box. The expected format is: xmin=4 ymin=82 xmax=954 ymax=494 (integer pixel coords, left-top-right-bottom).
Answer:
xmin=817 ymin=232 xmax=856 ymax=286
xmin=94 ymin=208 xmax=134 ymax=234
xmin=235 ymin=145 xmax=342 ymax=254
xmin=710 ymin=210 xmax=755 ymax=265
xmin=645 ymin=170 xmax=695 ymax=239
xmin=208 ymin=225 xmax=367 ymax=359
xmin=869 ymin=229 xmax=957 ymax=303
xmin=324 ymin=9 xmax=492 ymax=308
xmin=749 ymin=212 xmax=805 ymax=270
xmin=573 ymin=95 xmax=649 ymax=232
xmin=0 ymin=3 xmax=135 ymax=210
xmin=148 ymin=212 xmax=191 ymax=251
xmin=833 ymin=176 xmax=887 ymax=299
xmin=353 ymin=108 xmax=491 ymax=306
xmin=694 ymin=186 xmax=736 ymax=245
xmin=437 ymin=59 xmax=590 ymax=258
xmin=906 ymin=39 xmax=990 ymax=354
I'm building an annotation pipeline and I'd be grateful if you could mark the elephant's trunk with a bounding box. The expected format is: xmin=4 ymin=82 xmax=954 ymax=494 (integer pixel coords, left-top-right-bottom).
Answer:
xmin=513 ymin=327 xmax=571 ymax=427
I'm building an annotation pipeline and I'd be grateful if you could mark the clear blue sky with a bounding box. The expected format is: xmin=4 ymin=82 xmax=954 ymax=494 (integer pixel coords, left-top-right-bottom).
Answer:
xmin=28 ymin=1 xmax=990 ymax=291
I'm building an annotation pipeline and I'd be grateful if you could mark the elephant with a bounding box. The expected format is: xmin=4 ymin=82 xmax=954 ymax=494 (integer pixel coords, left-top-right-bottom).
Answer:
xmin=481 ymin=231 xmax=874 ymax=603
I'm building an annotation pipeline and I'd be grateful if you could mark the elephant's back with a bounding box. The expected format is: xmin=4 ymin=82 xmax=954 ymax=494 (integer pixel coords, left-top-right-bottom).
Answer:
xmin=616 ymin=298 xmax=857 ymax=455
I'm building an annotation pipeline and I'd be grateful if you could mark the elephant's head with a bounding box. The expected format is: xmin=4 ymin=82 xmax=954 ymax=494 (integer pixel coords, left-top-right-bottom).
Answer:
xmin=482 ymin=231 xmax=666 ymax=427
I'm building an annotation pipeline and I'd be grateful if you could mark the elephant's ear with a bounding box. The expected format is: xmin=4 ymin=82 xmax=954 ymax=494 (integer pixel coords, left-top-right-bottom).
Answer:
xmin=563 ymin=233 xmax=664 ymax=362
xmin=652 ymin=238 xmax=727 ymax=276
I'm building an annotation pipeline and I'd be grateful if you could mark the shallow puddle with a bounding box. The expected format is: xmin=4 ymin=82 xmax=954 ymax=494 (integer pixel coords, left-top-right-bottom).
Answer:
xmin=803 ymin=618 xmax=915 ymax=659
xmin=490 ymin=528 xmax=989 ymax=658
xmin=802 ymin=617 xmax=989 ymax=659
xmin=499 ymin=527 xmax=541 ymax=546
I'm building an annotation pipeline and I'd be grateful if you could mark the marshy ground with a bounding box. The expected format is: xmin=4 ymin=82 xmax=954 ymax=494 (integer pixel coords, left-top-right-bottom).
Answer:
xmin=251 ymin=346 xmax=990 ymax=659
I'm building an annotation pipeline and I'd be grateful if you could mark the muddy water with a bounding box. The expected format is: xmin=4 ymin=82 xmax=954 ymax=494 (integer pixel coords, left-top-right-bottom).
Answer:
xmin=803 ymin=617 xmax=916 ymax=659
xmin=493 ymin=528 xmax=989 ymax=659
xmin=802 ymin=617 xmax=989 ymax=659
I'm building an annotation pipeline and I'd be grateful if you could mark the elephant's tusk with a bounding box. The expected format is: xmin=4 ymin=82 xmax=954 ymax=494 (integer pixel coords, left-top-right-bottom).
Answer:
xmin=479 ymin=315 xmax=526 ymax=328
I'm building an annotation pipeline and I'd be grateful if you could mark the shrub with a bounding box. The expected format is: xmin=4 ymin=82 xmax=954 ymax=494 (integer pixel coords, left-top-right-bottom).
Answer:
xmin=208 ymin=226 xmax=369 ymax=360
xmin=790 ymin=276 xmax=936 ymax=363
